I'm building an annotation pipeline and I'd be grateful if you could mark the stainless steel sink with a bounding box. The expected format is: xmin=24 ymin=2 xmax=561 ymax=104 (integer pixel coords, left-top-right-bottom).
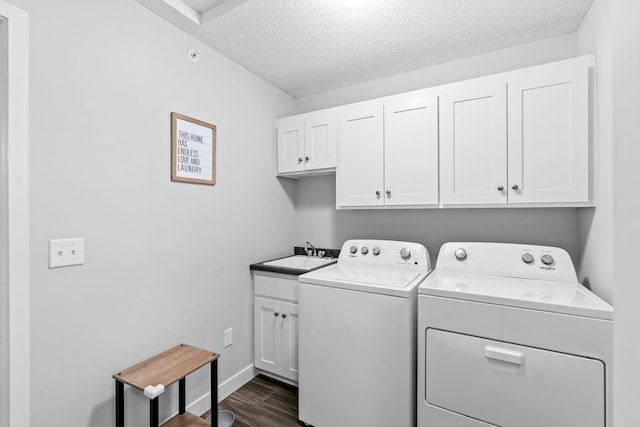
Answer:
xmin=262 ymin=255 xmax=336 ymax=271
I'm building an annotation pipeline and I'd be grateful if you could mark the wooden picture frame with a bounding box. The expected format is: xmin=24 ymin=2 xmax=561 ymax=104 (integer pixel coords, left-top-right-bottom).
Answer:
xmin=171 ymin=112 xmax=216 ymax=185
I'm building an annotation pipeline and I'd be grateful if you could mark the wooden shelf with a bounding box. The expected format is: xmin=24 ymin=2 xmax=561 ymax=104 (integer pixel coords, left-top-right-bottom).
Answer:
xmin=161 ymin=412 xmax=210 ymax=427
xmin=114 ymin=343 xmax=219 ymax=427
xmin=114 ymin=344 xmax=219 ymax=390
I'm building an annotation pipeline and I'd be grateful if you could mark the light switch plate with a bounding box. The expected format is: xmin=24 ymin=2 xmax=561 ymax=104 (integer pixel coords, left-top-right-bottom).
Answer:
xmin=49 ymin=238 xmax=85 ymax=268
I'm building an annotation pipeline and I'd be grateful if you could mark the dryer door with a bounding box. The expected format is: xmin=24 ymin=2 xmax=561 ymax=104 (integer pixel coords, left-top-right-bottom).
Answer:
xmin=426 ymin=329 xmax=605 ymax=427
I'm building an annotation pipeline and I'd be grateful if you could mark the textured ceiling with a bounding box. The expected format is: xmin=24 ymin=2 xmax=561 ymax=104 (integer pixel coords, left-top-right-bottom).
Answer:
xmin=135 ymin=0 xmax=594 ymax=97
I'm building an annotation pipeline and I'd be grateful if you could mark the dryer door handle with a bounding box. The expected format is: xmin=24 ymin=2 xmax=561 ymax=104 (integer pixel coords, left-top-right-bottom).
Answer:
xmin=484 ymin=346 xmax=524 ymax=365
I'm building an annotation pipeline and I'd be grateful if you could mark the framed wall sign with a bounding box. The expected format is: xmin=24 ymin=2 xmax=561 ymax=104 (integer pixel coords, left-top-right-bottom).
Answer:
xmin=171 ymin=112 xmax=216 ymax=185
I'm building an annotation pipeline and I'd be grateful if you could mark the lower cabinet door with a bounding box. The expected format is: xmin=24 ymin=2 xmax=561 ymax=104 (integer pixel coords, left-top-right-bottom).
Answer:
xmin=426 ymin=329 xmax=605 ymax=427
xmin=254 ymin=297 xmax=299 ymax=381
xmin=280 ymin=301 xmax=299 ymax=381
xmin=254 ymin=297 xmax=281 ymax=373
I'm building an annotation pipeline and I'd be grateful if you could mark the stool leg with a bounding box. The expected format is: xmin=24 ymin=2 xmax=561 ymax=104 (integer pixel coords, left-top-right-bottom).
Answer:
xmin=211 ymin=359 xmax=218 ymax=426
xmin=150 ymin=397 xmax=159 ymax=427
xmin=115 ymin=381 xmax=124 ymax=427
xmin=179 ymin=378 xmax=186 ymax=414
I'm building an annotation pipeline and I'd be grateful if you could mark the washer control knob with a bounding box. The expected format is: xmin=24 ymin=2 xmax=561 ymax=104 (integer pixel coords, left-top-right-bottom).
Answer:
xmin=361 ymin=246 xmax=369 ymax=255
xmin=400 ymin=248 xmax=411 ymax=260
xmin=522 ymin=253 xmax=534 ymax=264
xmin=454 ymin=248 xmax=468 ymax=261
xmin=350 ymin=245 xmax=358 ymax=254
xmin=372 ymin=247 xmax=381 ymax=256
xmin=541 ymin=254 xmax=555 ymax=265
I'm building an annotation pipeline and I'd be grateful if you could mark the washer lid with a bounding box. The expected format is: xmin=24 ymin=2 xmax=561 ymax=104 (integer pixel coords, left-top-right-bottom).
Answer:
xmin=419 ymin=271 xmax=613 ymax=320
xmin=299 ymin=264 xmax=427 ymax=297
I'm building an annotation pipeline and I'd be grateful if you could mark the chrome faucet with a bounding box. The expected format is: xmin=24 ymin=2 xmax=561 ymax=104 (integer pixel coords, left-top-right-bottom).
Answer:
xmin=305 ymin=241 xmax=318 ymax=257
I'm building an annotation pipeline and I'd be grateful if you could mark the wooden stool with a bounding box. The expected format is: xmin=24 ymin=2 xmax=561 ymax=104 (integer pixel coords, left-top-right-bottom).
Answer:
xmin=113 ymin=344 xmax=220 ymax=427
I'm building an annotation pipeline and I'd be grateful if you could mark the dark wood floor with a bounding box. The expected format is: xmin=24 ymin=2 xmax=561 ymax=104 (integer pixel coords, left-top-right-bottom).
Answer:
xmin=203 ymin=375 xmax=301 ymax=427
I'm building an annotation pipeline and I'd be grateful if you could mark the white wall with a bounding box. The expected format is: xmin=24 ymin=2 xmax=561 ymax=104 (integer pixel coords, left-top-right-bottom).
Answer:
xmin=294 ymin=35 xmax=583 ymax=265
xmin=576 ymin=0 xmax=614 ymax=303
xmin=7 ymin=0 xmax=296 ymax=425
xmin=610 ymin=0 xmax=640 ymax=425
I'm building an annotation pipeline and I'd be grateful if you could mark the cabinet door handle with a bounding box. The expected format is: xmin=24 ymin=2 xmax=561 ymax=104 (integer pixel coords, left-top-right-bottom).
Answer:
xmin=375 ymin=191 xmax=381 ymax=196
xmin=274 ymin=312 xmax=280 ymax=317
xmin=512 ymin=184 xmax=519 ymax=191
xmin=386 ymin=190 xmax=391 ymax=196
xmin=282 ymin=314 xmax=288 ymax=319
xmin=305 ymin=156 xmax=310 ymax=161
xmin=497 ymin=185 xmax=504 ymax=191
xmin=298 ymin=157 xmax=303 ymax=163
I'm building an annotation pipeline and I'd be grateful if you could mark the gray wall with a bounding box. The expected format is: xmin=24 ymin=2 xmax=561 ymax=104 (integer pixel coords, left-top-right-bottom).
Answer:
xmin=576 ymin=0 xmax=614 ymax=303
xmin=10 ymin=0 xmax=296 ymax=425
xmin=611 ymin=0 xmax=640 ymax=425
xmin=294 ymin=175 xmax=579 ymax=267
xmin=293 ymin=35 xmax=583 ymax=268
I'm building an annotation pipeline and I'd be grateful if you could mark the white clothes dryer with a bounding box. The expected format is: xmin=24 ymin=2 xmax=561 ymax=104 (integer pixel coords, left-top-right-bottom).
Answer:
xmin=299 ymin=239 xmax=431 ymax=427
xmin=418 ymin=242 xmax=613 ymax=427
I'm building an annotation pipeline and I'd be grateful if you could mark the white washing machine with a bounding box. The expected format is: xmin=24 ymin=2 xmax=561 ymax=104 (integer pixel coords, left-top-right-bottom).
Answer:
xmin=418 ymin=242 xmax=613 ymax=427
xmin=298 ymin=239 xmax=431 ymax=427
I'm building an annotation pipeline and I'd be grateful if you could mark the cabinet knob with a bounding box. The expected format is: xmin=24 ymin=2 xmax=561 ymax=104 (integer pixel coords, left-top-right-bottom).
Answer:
xmin=297 ymin=157 xmax=303 ymax=163
xmin=512 ymin=184 xmax=519 ymax=190
xmin=386 ymin=190 xmax=391 ymax=196
xmin=282 ymin=314 xmax=288 ymax=319
xmin=274 ymin=312 xmax=280 ymax=317
xmin=497 ymin=185 xmax=504 ymax=191
xmin=376 ymin=191 xmax=381 ymax=196
xmin=305 ymin=156 xmax=310 ymax=161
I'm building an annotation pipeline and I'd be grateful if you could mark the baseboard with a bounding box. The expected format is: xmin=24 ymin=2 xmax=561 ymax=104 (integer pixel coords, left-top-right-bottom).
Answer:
xmin=186 ymin=364 xmax=257 ymax=417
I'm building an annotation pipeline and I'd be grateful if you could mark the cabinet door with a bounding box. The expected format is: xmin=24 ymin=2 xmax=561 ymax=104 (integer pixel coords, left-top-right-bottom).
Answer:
xmin=508 ymin=58 xmax=591 ymax=204
xmin=440 ymin=80 xmax=507 ymax=205
xmin=280 ymin=302 xmax=299 ymax=381
xmin=276 ymin=116 xmax=304 ymax=174
xmin=254 ymin=297 xmax=281 ymax=373
xmin=304 ymin=111 xmax=337 ymax=171
xmin=384 ymin=96 xmax=439 ymax=206
xmin=337 ymin=103 xmax=384 ymax=208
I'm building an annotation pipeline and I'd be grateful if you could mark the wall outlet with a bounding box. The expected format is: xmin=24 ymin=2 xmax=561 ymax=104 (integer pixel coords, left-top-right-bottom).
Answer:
xmin=224 ymin=328 xmax=233 ymax=347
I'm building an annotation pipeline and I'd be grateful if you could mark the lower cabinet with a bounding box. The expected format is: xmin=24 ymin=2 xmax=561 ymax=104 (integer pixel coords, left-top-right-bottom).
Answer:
xmin=253 ymin=273 xmax=299 ymax=382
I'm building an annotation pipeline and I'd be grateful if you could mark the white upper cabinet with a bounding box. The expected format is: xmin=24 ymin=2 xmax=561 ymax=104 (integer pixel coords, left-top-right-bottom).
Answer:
xmin=337 ymin=102 xmax=385 ymax=207
xmin=507 ymin=58 xmax=590 ymax=204
xmin=440 ymin=55 xmax=593 ymax=206
xmin=304 ymin=111 xmax=337 ymax=171
xmin=276 ymin=110 xmax=337 ymax=177
xmin=276 ymin=116 xmax=304 ymax=175
xmin=337 ymin=96 xmax=439 ymax=208
xmin=384 ymin=96 xmax=439 ymax=207
xmin=277 ymin=55 xmax=594 ymax=208
xmin=440 ymin=80 xmax=508 ymax=205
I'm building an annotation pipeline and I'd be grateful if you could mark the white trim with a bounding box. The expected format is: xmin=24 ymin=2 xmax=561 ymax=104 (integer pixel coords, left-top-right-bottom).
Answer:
xmin=0 ymin=2 xmax=29 ymax=427
xmin=217 ymin=364 xmax=257 ymax=401
xmin=163 ymin=364 xmax=256 ymax=423
xmin=163 ymin=0 xmax=200 ymax=25
xmin=201 ymin=0 xmax=250 ymax=24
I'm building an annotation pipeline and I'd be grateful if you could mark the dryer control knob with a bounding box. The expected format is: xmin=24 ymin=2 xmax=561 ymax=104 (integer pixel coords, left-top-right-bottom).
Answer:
xmin=350 ymin=245 xmax=358 ymax=254
xmin=541 ymin=254 xmax=555 ymax=265
xmin=522 ymin=253 xmax=534 ymax=264
xmin=372 ymin=247 xmax=380 ymax=256
xmin=400 ymin=248 xmax=411 ymax=260
xmin=361 ymin=246 xmax=369 ymax=255
xmin=454 ymin=248 xmax=468 ymax=261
